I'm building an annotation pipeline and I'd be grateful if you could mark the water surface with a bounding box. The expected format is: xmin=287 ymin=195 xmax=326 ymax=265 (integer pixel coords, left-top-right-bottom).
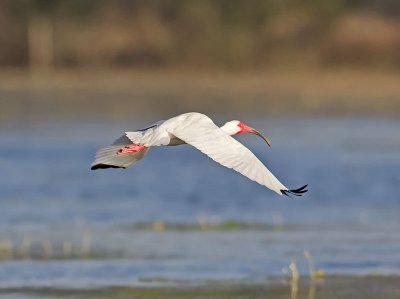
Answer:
xmin=0 ymin=117 xmax=399 ymax=288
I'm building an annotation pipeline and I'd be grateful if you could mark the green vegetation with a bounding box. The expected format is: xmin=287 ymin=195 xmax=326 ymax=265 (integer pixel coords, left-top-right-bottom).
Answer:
xmin=0 ymin=0 xmax=399 ymax=70
xmin=0 ymin=235 xmax=124 ymax=261
xmin=0 ymin=1 xmax=399 ymax=119
xmin=2 ymin=276 xmax=400 ymax=299
xmin=123 ymin=219 xmax=291 ymax=231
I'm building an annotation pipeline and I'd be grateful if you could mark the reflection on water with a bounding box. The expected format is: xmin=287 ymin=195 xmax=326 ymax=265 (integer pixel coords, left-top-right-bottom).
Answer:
xmin=0 ymin=117 xmax=399 ymax=288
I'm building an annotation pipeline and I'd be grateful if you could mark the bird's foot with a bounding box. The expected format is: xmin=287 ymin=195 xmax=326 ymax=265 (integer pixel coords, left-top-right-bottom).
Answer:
xmin=117 ymin=144 xmax=146 ymax=154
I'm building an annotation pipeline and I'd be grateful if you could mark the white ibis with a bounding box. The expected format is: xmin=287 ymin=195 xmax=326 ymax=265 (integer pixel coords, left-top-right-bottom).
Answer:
xmin=91 ymin=112 xmax=307 ymax=196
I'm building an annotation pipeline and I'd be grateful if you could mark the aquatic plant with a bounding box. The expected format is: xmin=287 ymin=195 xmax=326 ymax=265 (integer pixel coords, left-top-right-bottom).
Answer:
xmin=304 ymin=250 xmax=325 ymax=280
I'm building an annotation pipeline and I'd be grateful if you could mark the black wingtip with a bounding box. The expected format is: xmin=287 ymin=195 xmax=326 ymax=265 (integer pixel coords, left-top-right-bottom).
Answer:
xmin=91 ymin=164 xmax=126 ymax=170
xmin=281 ymin=184 xmax=308 ymax=197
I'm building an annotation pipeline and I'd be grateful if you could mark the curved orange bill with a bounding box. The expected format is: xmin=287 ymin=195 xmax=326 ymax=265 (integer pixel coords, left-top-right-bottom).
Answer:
xmin=250 ymin=129 xmax=272 ymax=147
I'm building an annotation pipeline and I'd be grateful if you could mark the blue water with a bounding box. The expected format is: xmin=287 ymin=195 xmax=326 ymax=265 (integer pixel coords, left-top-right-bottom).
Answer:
xmin=0 ymin=117 xmax=399 ymax=288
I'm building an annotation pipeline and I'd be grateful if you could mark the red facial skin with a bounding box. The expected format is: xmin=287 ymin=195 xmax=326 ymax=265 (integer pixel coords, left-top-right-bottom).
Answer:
xmin=118 ymin=144 xmax=146 ymax=154
xmin=237 ymin=121 xmax=272 ymax=146
xmin=237 ymin=121 xmax=255 ymax=134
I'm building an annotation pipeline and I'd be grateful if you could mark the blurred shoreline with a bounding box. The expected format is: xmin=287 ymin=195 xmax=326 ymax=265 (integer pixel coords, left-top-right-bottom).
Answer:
xmin=2 ymin=275 xmax=399 ymax=299
xmin=1 ymin=68 xmax=400 ymax=122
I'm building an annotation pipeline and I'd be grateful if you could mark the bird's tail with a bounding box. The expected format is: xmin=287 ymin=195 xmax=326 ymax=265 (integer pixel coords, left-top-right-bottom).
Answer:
xmin=91 ymin=145 xmax=150 ymax=170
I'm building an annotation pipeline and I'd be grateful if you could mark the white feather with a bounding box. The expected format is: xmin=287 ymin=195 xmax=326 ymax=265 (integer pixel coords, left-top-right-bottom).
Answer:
xmin=167 ymin=113 xmax=288 ymax=194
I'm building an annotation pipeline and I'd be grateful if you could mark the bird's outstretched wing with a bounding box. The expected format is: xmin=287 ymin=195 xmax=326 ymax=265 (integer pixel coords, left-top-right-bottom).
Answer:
xmin=91 ymin=133 xmax=150 ymax=170
xmin=91 ymin=121 xmax=165 ymax=170
xmin=171 ymin=115 xmax=306 ymax=196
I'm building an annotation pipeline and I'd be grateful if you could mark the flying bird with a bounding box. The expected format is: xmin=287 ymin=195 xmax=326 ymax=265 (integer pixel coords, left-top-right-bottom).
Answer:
xmin=91 ymin=112 xmax=307 ymax=197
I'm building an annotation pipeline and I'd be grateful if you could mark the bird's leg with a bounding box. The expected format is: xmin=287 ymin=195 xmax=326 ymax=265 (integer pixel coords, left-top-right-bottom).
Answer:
xmin=117 ymin=144 xmax=147 ymax=155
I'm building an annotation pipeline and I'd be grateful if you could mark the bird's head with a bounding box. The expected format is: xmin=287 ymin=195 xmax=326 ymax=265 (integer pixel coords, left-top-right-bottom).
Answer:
xmin=221 ymin=120 xmax=272 ymax=146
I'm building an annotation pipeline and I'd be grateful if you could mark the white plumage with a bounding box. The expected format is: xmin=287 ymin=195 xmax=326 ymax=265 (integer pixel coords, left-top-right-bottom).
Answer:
xmin=91 ymin=112 xmax=307 ymax=196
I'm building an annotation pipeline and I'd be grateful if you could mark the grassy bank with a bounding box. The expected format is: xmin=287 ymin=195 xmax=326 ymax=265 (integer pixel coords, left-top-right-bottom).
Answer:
xmin=2 ymin=275 xmax=399 ymax=299
xmin=0 ymin=69 xmax=400 ymax=122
